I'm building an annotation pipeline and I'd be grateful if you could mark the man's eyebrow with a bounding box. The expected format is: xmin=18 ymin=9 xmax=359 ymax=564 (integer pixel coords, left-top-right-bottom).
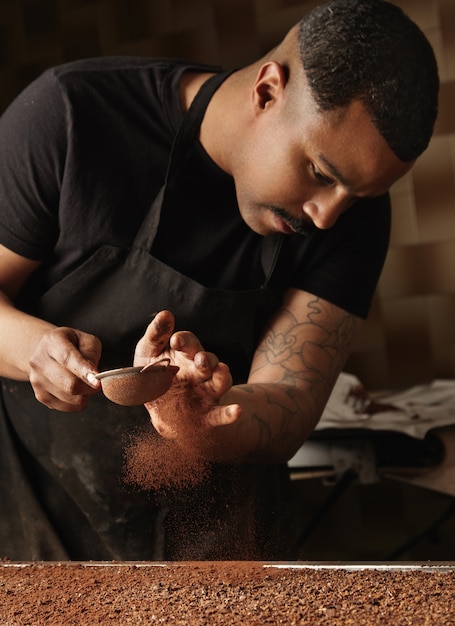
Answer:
xmin=318 ymin=153 xmax=355 ymax=194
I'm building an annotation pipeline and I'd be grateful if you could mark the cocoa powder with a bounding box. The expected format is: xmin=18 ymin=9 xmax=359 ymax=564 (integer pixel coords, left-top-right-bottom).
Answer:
xmin=120 ymin=385 xmax=266 ymax=560
xmin=122 ymin=382 xmax=211 ymax=492
xmin=1 ymin=562 xmax=455 ymax=625
xmin=123 ymin=429 xmax=209 ymax=492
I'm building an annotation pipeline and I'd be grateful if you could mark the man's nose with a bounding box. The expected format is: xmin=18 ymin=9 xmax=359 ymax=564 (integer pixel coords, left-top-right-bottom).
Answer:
xmin=302 ymin=195 xmax=351 ymax=230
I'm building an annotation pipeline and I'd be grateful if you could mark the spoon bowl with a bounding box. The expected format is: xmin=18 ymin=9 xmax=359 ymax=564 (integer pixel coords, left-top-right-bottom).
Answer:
xmin=95 ymin=359 xmax=179 ymax=406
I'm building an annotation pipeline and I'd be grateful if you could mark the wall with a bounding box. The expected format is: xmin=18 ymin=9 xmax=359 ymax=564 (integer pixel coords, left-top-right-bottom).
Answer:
xmin=349 ymin=0 xmax=455 ymax=390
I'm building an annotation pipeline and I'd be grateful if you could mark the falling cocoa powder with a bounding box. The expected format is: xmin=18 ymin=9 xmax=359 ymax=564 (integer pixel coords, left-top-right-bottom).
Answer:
xmin=123 ymin=430 xmax=209 ymax=492
xmin=120 ymin=383 xmax=274 ymax=560
xmin=122 ymin=382 xmax=212 ymax=492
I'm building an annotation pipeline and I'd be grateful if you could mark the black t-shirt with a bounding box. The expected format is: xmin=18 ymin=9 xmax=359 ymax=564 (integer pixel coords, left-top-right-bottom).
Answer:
xmin=0 ymin=57 xmax=390 ymax=319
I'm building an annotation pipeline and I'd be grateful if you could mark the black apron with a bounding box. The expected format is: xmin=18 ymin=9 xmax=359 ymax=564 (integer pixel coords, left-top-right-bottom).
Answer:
xmin=0 ymin=72 xmax=296 ymax=561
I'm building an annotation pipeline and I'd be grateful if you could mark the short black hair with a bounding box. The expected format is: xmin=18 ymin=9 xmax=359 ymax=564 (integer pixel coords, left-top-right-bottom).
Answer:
xmin=298 ymin=0 xmax=439 ymax=161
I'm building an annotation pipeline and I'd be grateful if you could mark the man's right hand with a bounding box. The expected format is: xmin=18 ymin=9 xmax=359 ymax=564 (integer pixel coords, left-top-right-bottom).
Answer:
xmin=0 ymin=244 xmax=102 ymax=412
xmin=28 ymin=326 xmax=102 ymax=412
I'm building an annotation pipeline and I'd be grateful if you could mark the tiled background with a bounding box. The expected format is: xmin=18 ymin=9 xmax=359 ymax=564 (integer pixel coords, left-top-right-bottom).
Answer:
xmin=0 ymin=0 xmax=454 ymax=560
xmin=351 ymin=0 xmax=455 ymax=390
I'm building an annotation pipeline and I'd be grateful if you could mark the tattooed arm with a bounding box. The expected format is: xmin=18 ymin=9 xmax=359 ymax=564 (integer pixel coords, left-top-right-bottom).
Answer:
xmin=215 ymin=287 xmax=363 ymax=462
xmin=139 ymin=289 xmax=363 ymax=464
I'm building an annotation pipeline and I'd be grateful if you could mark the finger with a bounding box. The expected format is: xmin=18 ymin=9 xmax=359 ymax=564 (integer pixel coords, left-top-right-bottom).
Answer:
xmin=30 ymin=351 xmax=99 ymax=399
xmin=170 ymin=331 xmax=204 ymax=358
xmin=135 ymin=310 xmax=175 ymax=361
xmin=30 ymin=328 xmax=101 ymax=390
xmin=51 ymin=329 xmax=101 ymax=389
xmin=193 ymin=351 xmax=219 ymax=375
xmin=32 ymin=373 xmax=92 ymax=412
xmin=209 ymin=362 xmax=233 ymax=396
xmin=43 ymin=396 xmax=89 ymax=412
xmin=37 ymin=392 xmax=90 ymax=412
xmin=75 ymin=330 xmax=102 ymax=372
xmin=205 ymin=403 xmax=242 ymax=427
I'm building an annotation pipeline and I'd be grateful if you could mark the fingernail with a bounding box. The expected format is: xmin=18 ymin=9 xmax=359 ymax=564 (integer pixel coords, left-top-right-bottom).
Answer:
xmin=86 ymin=372 xmax=100 ymax=387
xmin=225 ymin=405 xmax=241 ymax=422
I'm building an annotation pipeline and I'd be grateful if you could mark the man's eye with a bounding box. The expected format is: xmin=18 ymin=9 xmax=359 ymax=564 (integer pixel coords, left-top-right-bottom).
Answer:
xmin=312 ymin=164 xmax=333 ymax=186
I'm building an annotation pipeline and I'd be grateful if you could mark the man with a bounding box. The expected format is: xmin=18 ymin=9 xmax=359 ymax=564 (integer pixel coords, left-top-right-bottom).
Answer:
xmin=0 ymin=0 xmax=438 ymax=560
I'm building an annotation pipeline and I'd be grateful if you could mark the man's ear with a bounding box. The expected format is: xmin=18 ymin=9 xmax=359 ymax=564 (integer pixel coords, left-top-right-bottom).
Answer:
xmin=251 ymin=61 xmax=288 ymax=112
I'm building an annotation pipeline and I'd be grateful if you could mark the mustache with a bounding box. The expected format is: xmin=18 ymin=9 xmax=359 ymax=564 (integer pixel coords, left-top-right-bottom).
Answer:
xmin=269 ymin=206 xmax=317 ymax=236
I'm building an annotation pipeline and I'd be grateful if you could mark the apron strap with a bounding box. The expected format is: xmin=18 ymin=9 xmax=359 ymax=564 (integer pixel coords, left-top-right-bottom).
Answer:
xmin=165 ymin=70 xmax=235 ymax=182
xmin=261 ymin=233 xmax=284 ymax=284
xmin=134 ymin=70 xmax=234 ymax=251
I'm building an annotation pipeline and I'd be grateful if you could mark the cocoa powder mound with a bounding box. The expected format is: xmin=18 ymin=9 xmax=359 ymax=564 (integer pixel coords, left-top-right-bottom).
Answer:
xmin=1 ymin=562 xmax=455 ymax=625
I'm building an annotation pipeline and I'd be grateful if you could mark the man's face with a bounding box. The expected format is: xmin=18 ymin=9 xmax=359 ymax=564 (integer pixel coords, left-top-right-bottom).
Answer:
xmin=231 ymin=75 xmax=412 ymax=237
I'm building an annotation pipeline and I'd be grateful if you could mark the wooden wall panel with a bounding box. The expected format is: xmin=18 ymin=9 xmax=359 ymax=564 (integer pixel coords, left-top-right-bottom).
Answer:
xmin=351 ymin=0 xmax=455 ymax=389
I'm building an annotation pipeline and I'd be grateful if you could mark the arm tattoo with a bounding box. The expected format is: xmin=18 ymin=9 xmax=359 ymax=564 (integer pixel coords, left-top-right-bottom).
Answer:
xmin=237 ymin=298 xmax=359 ymax=461
xmin=252 ymin=296 xmax=358 ymax=394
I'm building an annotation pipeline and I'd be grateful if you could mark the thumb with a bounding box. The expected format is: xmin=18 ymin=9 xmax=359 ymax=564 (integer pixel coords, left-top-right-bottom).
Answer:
xmin=135 ymin=310 xmax=175 ymax=361
xmin=206 ymin=403 xmax=242 ymax=427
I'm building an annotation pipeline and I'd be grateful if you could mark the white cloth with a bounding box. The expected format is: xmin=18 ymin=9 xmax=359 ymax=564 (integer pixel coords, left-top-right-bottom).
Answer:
xmin=317 ymin=373 xmax=455 ymax=439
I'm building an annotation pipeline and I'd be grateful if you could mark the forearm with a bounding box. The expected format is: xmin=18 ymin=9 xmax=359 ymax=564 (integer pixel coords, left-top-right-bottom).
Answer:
xmin=206 ymin=293 xmax=363 ymax=464
xmin=147 ymin=377 xmax=318 ymax=465
xmin=0 ymin=291 xmax=55 ymax=380
xmin=207 ymin=382 xmax=321 ymax=464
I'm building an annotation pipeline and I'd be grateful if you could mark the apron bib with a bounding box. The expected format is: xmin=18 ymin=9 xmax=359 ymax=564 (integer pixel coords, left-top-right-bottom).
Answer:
xmin=0 ymin=72 xmax=295 ymax=561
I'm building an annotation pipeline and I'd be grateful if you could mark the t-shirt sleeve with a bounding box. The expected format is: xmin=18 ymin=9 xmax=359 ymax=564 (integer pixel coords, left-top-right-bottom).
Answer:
xmin=289 ymin=194 xmax=391 ymax=319
xmin=0 ymin=69 xmax=66 ymax=260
